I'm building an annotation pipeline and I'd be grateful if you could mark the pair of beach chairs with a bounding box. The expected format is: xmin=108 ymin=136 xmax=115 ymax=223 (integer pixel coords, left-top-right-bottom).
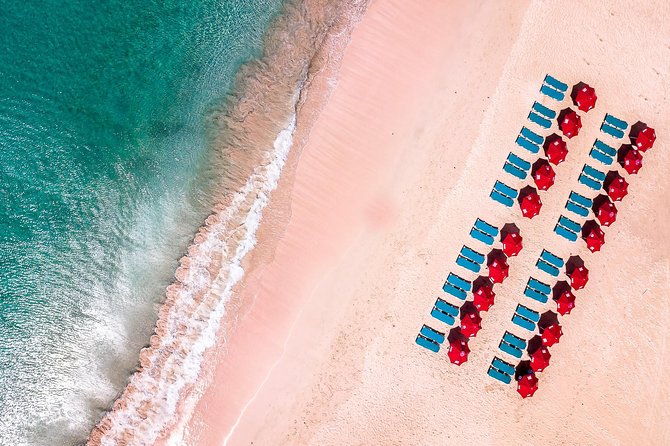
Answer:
xmin=540 ymin=74 xmax=568 ymax=102
xmin=579 ymin=163 xmax=605 ymax=191
xmin=512 ymin=303 xmax=540 ymax=332
xmin=488 ymin=356 xmax=516 ymax=384
xmin=524 ymin=277 xmax=550 ymax=304
xmin=469 ymin=218 xmax=499 ymax=246
xmin=554 ymin=215 xmax=582 ymax=242
xmin=528 ymin=101 xmax=556 ymax=129
xmin=601 ymin=113 xmax=628 ymax=139
xmin=535 ymin=249 xmax=564 ymax=277
xmin=490 ymin=180 xmax=518 ymax=208
xmin=589 ymin=139 xmax=617 ymax=166
xmin=516 ymin=126 xmax=544 ymax=154
xmin=503 ymin=152 xmax=531 ymax=180
xmin=565 ymin=191 xmax=592 ymax=219
xmin=415 ymin=324 xmax=445 ymax=353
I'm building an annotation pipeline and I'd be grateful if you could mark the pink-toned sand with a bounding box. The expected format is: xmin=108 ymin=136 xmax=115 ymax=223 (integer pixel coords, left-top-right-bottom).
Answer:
xmin=182 ymin=1 xmax=670 ymax=445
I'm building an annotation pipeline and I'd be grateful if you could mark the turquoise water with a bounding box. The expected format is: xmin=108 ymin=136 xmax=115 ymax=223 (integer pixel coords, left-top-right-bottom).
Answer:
xmin=0 ymin=0 xmax=282 ymax=444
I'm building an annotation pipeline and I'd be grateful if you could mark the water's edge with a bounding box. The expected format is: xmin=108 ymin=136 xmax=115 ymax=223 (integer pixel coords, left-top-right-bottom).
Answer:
xmin=87 ymin=1 xmax=370 ymax=444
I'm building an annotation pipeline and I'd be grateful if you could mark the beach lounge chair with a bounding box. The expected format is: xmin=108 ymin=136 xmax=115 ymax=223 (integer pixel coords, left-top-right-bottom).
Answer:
xmin=490 ymin=180 xmax=518 ymax=208
xmin=503 ymin=152 xmax=531 ymax=180
xmin=456 ymin=256 xmax=480 ymax=273
xmin=583 ymin=164 xmax=606 ymax=182
xmin=524 ymin=287 xmax=548 ymax=303
xmin=594 ymin=140 xmax=617 ymax=157
xmin=566 ymin=191 xmax=592 ymax=218
xmin=512 ymin=304 xmax=539 ymax=331
xmin=578 ymin=173 xmax=602 ymax=191
xmin=415 ymin=334 xmax=440 ymax=352
xmin=554 ymin=223 xmax=578 ymax=242
xmin=540 ymin=74 xmax=568 ymax=102
xmin=508 ymin=152 xmax=531 ymax=171
xmin=579 ymin=164 xmax=604 ymax=191
xmin=601 ymin=122 xmax=625 ymax=139
xmin=558 ymin=215 xmax=581 ymax=234
xmin=525 ymin=277 xmax=550 ymax=303
xmin=420 ymin=324 xmax=445 ymax=344
xmin=487 ymin=365 xmax=512 ymax=384
xmin=528 ymin=111 xmax=552 ymax=129
xmin=540 ymin=249 xmax=564 ymax=268
xmin=604 ymin=114 xmax=629 ymax=131
xmin=503 ymin=162 xmax=527 ymax=180
xmin=528 ymin=277 xmax=551 ymax=294
xmin=516 ymin=127 xmax=543 ymax=154
xmin=589 ymin=147 xmax=614 ymax=165
xmin=446 ymin=272 xmax=472 ymax=292
xmin=431 ymin=298 xmax=459 ymax=326
xmin=456 ymin=245 xmax=484 ymax=273
xmin=499 ymin=331 xmax=526 ymax=359
xmin=442 ymin=273 xmax=470 ymax=300
xmin=512 ymin=313 xmax=536 ymax=331
xmin=470 ymin=218 xmax=498 ymax=245
xmin=536 ymin=259 xmax=559 ymax=277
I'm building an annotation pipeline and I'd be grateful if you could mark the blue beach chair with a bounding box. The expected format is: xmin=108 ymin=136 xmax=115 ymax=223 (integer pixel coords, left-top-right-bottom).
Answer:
xmin=431 ymin=298 xmax=459 ymax=326
xmin=528 ymin=277 xmax=551 ymax=294
xmin=554 ymin=223 xmax=578 ymax=242
xmin=456 ymin=256 xmax=480 ymax=273
xmin=460 ymin=246 xmax=485 ymax=265
xmin=604 ymin=114 xmax=628 ymax=130
xmin=503 ymin=331 xmax=527 ymax=350
xmin=566 ymin=200 xmax=589 ymax=217
xmin=558 ymin=215 xmax=581 ymax=234
xmin=594 ymin=140 xmax=617 ymax=157
xmin=516 ymin=304 xmax=540 ymax=323
xmin=490 ymin=189 xmax=514 ymax=207
xmin=528 ymin=111 xmax=552 ymax=129
xmin=508 ymin=152 xmax=531 ymax=171
xmin=524 ymin=287 xmax=548 ymax=303
xmin=521 ymin=126 xmax=544 ymax=145
xmin=590 ymin=147 xmax=614 ymax=165
xmin=536 ymin=259 xmax=560 ymax=277
xmin=495 ymin=181 xmax=519 ymax=199
xmin=540 ymin=249 xmax=564 ymax=268
xmin=474 ymin=218 xmax=499 ymax=238
xmin=492 ymin=357 xmax=516 ymax=376
xmin=583 ymin=164 xmax=606 ymax=182
xmin=540 ymin=74 xmax=568 ymax=101
xmin=566 ymin=191 xmax=592 ymax=217
xmin=601 ymin=123 xmax=625 ymax=139
xmin=512 ymin=314 xmax=536 ymax=331
xmin=447 ymin=272 xmax=472 ymax=292
xmin=470 ymin=218 xmax=498 ymax=246
xmin=499 ymin=331 xmax=526 ymax=359
xmin=420 ymin=324 xmax=445 ymax=344
xmin=443 ymin=283 xmax=467 ymax=300
xmin=578 ymin=173 xmax=602 ymax=191
xmin=488 ymin=366 xmax=512 ymax=384
xmin=544 ymin=74 xmax=568 ymax=93
xmin=504 ymin=162 xmax=527 ymax=180
xmin=416 ymin=335 xmax=440 ymax=352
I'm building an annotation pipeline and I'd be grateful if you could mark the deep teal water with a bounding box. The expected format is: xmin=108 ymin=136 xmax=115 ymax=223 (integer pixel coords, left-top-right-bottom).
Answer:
xmin=0 ymin=1 xmax=282 ymax=444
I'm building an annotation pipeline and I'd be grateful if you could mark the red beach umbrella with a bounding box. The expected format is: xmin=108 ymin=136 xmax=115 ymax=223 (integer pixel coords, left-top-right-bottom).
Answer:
xmin=621 ymin=146 xmax=643 ymax=175
xmin=568 ymin=265 xmax=589 ymax=290
xmin=460 ymin=311 xmax=482 ymax=338
xmin=530 ymin=347 xmax=552 ymax=372
xmin=502 ymin=232 xmax=523 ymax=257
xmin=595 ymin=199 xmax=617 ymax=227
xmin=517 ymin=372 xmax=539 ymax=398
xmin=633 ymin=125 xmax=656 ymax=152
xmin=583 ymin=223 xmax=605 ymax=253
xmin=558 ymin=108 xmax=582 ymax=139
xmin=572 ymin=82 xmax=597 ymax=112
xmin=554 ymin=288 xmax=576 ymax=315
xmin=541 ymin=323 xmax=563 ymax=347
xmin=544 ymin=134 xmax=569 ymax=165
xmin=447 ymin=336 xmax=470 ymax=366
xmin=488 ymin=257 xmax=509 ymax=284
xmin=473 ymin=281 xmax=496 ymax=311
xmin=519 ymin=190 xmax=542 ymax=219
xmin=532 ymin=159 xmax=556 ymax=191
xmin=605 ymin=172 xmax=629 ymax=202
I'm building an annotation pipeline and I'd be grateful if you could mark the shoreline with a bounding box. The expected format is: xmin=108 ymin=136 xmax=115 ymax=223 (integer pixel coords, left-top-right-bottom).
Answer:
xmin=180 ymin=0 xmax=670 ymax=445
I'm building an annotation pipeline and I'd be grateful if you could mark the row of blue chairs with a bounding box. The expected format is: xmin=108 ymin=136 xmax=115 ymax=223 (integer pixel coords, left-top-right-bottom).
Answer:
xmin=536 ymin=248 xmax=565 ymax=277
xmin=516 ymin=126 xmax=544 ymax=154
xmin=540 ymin=74 xmax=568 ymax=102
xmin=578 ymin=163 xmax=605 ymax=191
xmin=490 ymin=180 xmax=519 ymax=208
xmin=488 ymin=356 xmax=516 ymax=384
xmin=600 ymin=113 xmax=628 ymax=139
xmin=554 ymin=215 xmax=582 ymax=242
xmin=416 ymin=217 xmax=501 ymax=353
xmin=528 ymin=101 xmax=557 ymax=129
xmin=565 ymin=191 xmax=592 ymax=218
xmin=503 ymin=152 xmax=531 ymax=180
xmin=524 ymin=277 xmax=551 ymax=303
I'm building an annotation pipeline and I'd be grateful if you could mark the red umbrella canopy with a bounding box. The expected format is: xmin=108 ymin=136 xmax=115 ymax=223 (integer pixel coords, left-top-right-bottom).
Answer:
xmin=530 ymin=347 xmax=552 ymax=372
xmin=634 ymin=126 xmax=656 ymax=152
xmin=473 ymin=282 xmax=496 ymax=311
xmin=447 ymin=337 xmax=470 ymax=366
xmin=595 ymin=199 xmax=617 ymax=227
xmin=520 ymin=190 xmax=542 ymax=219
xmin=541 ymin=323 xmax=563 ymax=347
xmin=573 ymin=83 xmax=597 ymax=112
xmin=460 ymin=311 xmax=482 ymax=338
xmin=544 ymin=134 xmax=569 ymax=165
xmin=621 ymin=147 xmax=643 ymax=175
xmin=606 ymin=173 xmax=629 ymax=202
xmin=583 ymin=224 xmax=605 ymax=252
xmin=555 ymin=289 xmax=576 ymax=315
xmin=488 ymin=257 xmax=509 ymax=284
xmin=502 ymin=232 xmax=523 ymax=257
xmin=517 ymin=372 xmax=539 ymax=398
xmin=569 ymin=265 xmax=589 ymax=290
xmin=559 ymin=109 xmax=582 ymax=139
xmin=532 ymin=159 xmax=556 ymax=191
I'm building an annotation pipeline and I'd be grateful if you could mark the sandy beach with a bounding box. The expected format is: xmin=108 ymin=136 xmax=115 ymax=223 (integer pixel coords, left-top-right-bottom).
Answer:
xmin=181 ymin=1 xmax=670 ymax=445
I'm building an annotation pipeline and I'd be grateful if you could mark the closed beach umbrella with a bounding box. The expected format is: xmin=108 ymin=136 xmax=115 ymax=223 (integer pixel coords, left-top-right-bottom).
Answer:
xmin=519 ymin=189 xmax=542 ymax=219
xmin=473 ymin=280 xmax=496 ymax=311
xmin=530 ymin=347 xmax=551 ymax=372
xmin=583 ymin=222 xmax=605 ymax=253
xmin=447 ymin=336 xmax=470 ymax=366
xmin=460 ymin=310 xmax=482 ymax=338
xmin=554 ymin=288 xmax=576 ymax=315
xmin=541 ymin=323 xmax=563 ymax=347
xmin=572 ymin=82 xmax=597 ymax=112
xmin=488 ymin=257 xmax=509 ymax=284
xmin=568 ymin=265 xmax=589 ymax=290
xmin=620 ymin=146 xmax=643 ymax=175
xmin=594 ymin=198 xmax=617 ymax=227
xmin=544 ymin=134 xmax=569 ymax=165
xmin=501 ymin=232 xmax=523 ymax=257
xmin=632 ymin=125 xmax=656 ymax=152
xmin=517 ymin=372 xmax=539 ymax=398
xmin=605 ymin=171 xmax=629 ymax=202
xmin=532 ymin=159 xmax=556 ymax=191
xmin=558 ymin=108 xmax=582 ymax=139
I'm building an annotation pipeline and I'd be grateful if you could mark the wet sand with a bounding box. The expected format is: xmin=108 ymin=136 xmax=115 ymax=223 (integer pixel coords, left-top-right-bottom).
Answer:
xmin=184 ymin=0 xmax=670 ymax=445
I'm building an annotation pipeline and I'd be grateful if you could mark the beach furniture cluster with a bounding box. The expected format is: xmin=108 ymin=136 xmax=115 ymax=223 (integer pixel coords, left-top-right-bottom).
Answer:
xmin=416 ymin=73 xmax=657 ymax=399
xmin=415 ymin=217 xmax=523 ymax=362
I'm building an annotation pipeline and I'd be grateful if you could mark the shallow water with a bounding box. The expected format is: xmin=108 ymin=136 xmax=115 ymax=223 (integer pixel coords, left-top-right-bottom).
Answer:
xmin=0 ymin=1 xmax=282 ymax=444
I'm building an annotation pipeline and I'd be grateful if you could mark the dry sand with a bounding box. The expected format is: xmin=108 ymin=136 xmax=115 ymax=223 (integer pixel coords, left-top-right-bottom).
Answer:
xmin=184 ymin=1 xmax=670 ymax=445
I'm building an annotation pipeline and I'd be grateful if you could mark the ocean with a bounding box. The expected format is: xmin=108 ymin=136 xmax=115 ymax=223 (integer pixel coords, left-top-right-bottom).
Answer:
xmin=0 ymin=1 xmax=283 ymax=444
